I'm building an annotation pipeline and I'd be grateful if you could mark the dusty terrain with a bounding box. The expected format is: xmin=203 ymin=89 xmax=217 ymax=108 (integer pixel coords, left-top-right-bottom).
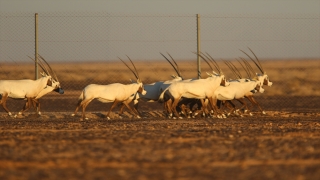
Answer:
xmin=0 ymin=96 xmax=319 ymax=180
xmin=0 ymin=60 xmax=319 ymax=179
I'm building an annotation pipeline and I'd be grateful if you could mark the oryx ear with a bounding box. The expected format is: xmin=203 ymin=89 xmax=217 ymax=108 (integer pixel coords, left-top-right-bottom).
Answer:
xmin=171 ymin=75 xmax=176 ymax=78
xmin=206 ymin=72 xmax=213 ymax=77
xmin=40 ymin=72 xmax=46 ymax=77
xmin=129 ymin=79 xmax=133 ymax=83
xmin=137 ymin=78 xmax=142 ymax=83
xmin=211 ymin=71 xmax=219 ymax=76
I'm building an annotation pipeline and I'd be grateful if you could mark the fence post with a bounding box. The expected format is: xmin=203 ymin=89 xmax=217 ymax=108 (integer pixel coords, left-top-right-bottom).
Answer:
xmin=35 ymin=13 xmax=38 ymax=80
xmin=196 ymin=14 xmax=201 ymax=79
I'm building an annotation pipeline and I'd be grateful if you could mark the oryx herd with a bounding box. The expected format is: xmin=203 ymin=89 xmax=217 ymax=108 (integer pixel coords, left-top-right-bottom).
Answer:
xmin=0 ymin=48 xmax=272 ymax=120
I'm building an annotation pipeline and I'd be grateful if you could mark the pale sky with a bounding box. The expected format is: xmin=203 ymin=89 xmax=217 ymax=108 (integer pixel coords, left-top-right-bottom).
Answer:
xmin=0 ymin=0 xmax=319 ymax=62
xmin=1 ymin=0 xmax=319 ymax=14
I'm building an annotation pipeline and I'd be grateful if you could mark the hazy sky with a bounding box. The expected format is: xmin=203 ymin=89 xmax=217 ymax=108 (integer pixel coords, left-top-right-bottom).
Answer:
xmin=1 ymin=0 xmax=319 ymax=14
xmin=0 ymin=0 xmax=319 ymax=62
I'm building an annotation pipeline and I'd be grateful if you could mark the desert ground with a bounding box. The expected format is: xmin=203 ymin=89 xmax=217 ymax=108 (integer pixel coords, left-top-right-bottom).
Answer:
xmin=0 ymin=59 xmax=319 ymax=179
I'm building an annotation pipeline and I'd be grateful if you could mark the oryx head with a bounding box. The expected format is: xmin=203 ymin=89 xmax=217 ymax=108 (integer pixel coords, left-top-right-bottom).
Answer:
xmin=119 ymin=56 xmax=146 ymax=95
xmin=240 ymin=47 xmax=273 ymax=87
xmin=33 ymin=55 xmax=64 ymax=94
xmin=254 ymin=81 xmax=265 ymax=93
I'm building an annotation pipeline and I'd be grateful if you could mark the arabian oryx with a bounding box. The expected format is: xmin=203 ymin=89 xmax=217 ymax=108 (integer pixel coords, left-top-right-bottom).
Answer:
xmin=159 ymin=55 xmax=230 ymax=119
xmin=121 ymin=52 xmax=183 ymax=117
xmin=213 ymin=60 xmax=265 ymax=117
xmin=71 ymin=56 xmax=146 ymax=120
xmin=239 ymin=48 xmax=273 ymax=115
xmin=0 ymin=55 xmax=64 ymax=117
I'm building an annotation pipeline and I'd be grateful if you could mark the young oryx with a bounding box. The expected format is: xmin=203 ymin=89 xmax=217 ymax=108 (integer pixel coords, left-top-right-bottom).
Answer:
xmin=159 ymin=55 xmax=229 ymax=119
xmin=122 ymin=52 xmax=183 ymax=117
xmin=240 ymin=48 xmax=273 ymax=115
xmin=0 ymin=55 xmax=64 ymax=117
xmin=71 ymin=56 xmax=146 ymax=120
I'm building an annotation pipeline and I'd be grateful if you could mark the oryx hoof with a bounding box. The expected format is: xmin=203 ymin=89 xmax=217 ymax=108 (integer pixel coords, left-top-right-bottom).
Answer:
xmin=249 ymin=113 xmax=253 ymax=116
xmin=119 ymin=115 xmax=123 ymax=119
xmin=71 ymin=113 xmax=76 ymax=117
xmin=222 ymin=114 xmax=227 ymax=118
xmin=81 ymin=117 xmax=89 ymax=121
xmin=262 ymin=111 xmax=266 ymax=115
xmin=178 ymin=117 xmax=183 ymax=119
xmin=136 ymin=115 xmax=141 ymax=119
xmin=107 ymin=116 xmax=111 ymax=120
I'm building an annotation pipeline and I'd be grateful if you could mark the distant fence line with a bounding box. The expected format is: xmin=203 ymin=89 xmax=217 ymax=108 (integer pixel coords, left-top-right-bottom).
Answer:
xmin=0 ymin=12 xmax=319 ymax=112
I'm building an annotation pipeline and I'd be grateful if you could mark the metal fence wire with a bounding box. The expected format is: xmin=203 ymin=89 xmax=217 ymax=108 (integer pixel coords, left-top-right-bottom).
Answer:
xmin=0 ymin=12 xmax=319 ymax=114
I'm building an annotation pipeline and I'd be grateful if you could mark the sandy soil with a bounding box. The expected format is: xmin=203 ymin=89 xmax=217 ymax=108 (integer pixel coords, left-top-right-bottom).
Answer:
xmin=0 ymin=96 xmax=319 ymax=180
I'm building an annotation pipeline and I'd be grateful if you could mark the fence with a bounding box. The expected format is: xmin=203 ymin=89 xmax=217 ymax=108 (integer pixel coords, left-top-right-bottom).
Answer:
xmin=0 ymin=12 xmax=319 ymax=114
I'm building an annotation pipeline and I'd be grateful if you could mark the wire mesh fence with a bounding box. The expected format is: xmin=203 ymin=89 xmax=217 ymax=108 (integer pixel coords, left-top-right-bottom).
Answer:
xmin=0 ymin=12 xmax=319 ymax=114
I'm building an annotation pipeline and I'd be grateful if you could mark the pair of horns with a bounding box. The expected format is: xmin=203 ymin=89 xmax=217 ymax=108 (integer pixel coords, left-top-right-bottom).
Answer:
xmin=28 ymin=54 xmax=59 ymax=82
xmin=240 ymin=47 xmax=265 ymax=74
xmin=160 ymin=52 xmax=182 ymax=78
xmin=118 ymin=55 xmax=140 ymax=80
xmin=195 ymin=51 xmax=223 ymax=75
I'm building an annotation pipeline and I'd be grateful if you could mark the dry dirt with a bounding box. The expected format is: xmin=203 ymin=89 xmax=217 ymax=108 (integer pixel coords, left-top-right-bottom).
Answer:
xmin=0 ymin=96 xmax=319 ymax=180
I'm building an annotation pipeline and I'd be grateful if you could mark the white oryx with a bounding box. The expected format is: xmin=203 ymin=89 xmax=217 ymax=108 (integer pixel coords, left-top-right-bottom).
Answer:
xmin=239 ymin=48 xmax=273 ymax=114
xmin=19 ymin=55 xmax=64 ymax=116
xmin=0 ymin=55 xmax=64 ymax=117
xmin=71 ymin=56 xmax=146 ymax=120
xmin=159 ymin=54 xmax=230 ymax=119
xmin=213 ymin=60 xmax=265 ymax=117
xmin=121 ymin=52 xmax=184 ymax=117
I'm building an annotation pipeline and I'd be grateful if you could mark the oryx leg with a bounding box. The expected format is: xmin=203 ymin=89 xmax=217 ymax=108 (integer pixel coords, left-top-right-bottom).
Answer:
xmin=72 ymin=99 xmax=83 ymax=117
xmin=179 ymin=103 xmax=190 ymax=118
xmin=246 ymin=95 xmax=265 ymax=115
xmin=164 ymin=98 xmax=173 ymax=118
xmin=208 ymin=97 xmax=223 ymax=118
xmin=120 ymin=100 xmax=141 ymax=119
xmin=171 ymin=97 xmax=182 ymax=119
xmin=235 ymin=98 xmax=248 ymax=116
xmin=0 ymin=93 xmax=13 ymax=116
xmin=106 ymin=100 xmax=120 ymax=120
xmin=17 ymin=98 xmax=33 ymax=116
xmin=80 ymin=99 xmax=93 ymax=120
xmin=32 ymin=99 xmax=41 ymax=115
xmin=133 ymin=99 xmax=141 ymax=116
xmin=224 ymin=100 xmax=236 ymax=116
xmin=200 ymin=99 xmax=209 ymax=117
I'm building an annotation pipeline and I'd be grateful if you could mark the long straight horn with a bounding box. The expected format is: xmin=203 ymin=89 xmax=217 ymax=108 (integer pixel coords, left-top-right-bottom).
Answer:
xmin=205 ymin=52 xmax=223 ymax=75
xmin=240 ymin=57 xmax=256 ymax=78
xmin=229 ymin=61 xmax=242 ymax=79
xmin=224 ymin=60 xmax=239 ymax=79
xmin=160 ymin=52 xmax=182 ymax=77
xmin=118 ymin=57 xmax=139 ymax=80
xmin=28 ymin=55 xmax=50 ymax=76
xmin=198 ymin=53 xmax=214 ymax=71
xmin=167 ymin=52 xmax=182 ymax=78
xmin=126 ymin=55 xmax=140 ymax=79
xmin=240 ymin=49 xmax=264 ymax=74
xmin=225 ymin=60 xmax=241 ymax=79
xmin=247 ymin=47 xmax=264 ymax=73
xmin=38 ymin=54 xmax=59 ymax=81
xmin=236 ymin=59 xmax=251 ymax=79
